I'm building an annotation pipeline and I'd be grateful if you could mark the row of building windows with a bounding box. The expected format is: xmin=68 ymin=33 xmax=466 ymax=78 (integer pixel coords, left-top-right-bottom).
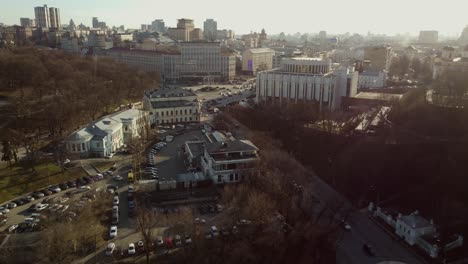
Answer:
xmin=156 ymin=116 xmax=199 ymax=124
xmin=156 ymin=108 xmax=197 ymax=116
xmin=217 ymin=173 xmax=243 ymax=183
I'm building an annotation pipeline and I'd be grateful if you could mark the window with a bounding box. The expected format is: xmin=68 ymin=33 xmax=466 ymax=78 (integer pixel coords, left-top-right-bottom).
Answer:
xmin=185 ymin=117 xmax=187 ymax=122
xmin=161 ymin=111 xmax=163 ymax=116
xmin=189 ymin=109 xmax=192 ymax=114
xmin=82 ymin=143 xmax=85 ymax=151
xmin=166 ymin=111 xmax=169 ymax=116
xmin=96 ymin=142 xmax=100 ymax=148
xmin=190 ymin=117 xmax=192 ymax=121
xmin=125 ymin=125 xmax=128 ymax=131
xmin=235 ymin=174 xmax=239 ymax=181
xmin=72 ymin=144 xmax=76 ymax=151
xmin=185 ymin=109 xmax=187 ymax=114
xmin=171 ymin=110 xmax=173 ymax=115
xmin=175 ymin=110 xmax=178 ymax=115
xmin=217 ymin=175 xmax=222 ymax=183
xmin=229 ymin=174 xmax=234 ymax=181
xmin=176 ymin=118 xmax=178 ymax=122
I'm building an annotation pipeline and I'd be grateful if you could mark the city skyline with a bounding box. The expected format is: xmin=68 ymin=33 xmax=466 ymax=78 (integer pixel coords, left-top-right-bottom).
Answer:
xmin=2 ymin=0 xmax=468 ymax=37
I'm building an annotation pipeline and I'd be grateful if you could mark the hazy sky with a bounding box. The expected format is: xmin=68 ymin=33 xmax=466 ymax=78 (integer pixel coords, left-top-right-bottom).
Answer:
xmin=2 ymin=0 xmax=467 ymax=36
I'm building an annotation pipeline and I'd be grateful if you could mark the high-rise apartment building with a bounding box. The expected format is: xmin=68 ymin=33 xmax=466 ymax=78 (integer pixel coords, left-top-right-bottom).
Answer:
xmin=49 ymin=7 xmax=61 ymax=30
xmin=34 ymin=5 xmax=60 ymax=29
xmin=92 ymin=17 xmax=99 ymax=28
xmin=204 ymin=19 xmax=217 ymax=41
xmin=34 ymin=5 xmax=50 ymax=28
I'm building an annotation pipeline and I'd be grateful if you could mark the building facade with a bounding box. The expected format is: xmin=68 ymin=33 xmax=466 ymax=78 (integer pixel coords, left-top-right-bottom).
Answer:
xmin=358 ymin=70 xmax=387 ymax=89
xmin=65 ymin=108 xmax=148 ymax=158
xmin=151 ymin=19 xmax=166 ymax=32
xmin=419 ymin=30 xmax=438 ymax=44
xmin=34 ymin=5 xmax=51 ymax=28
xmin=256 ymin=57 xmax=358 ymax=111
xmin=48 ymin=7 xmax=61 ymax=30
xmin=357 ymin=46 xmax=393 ymax=71
xmin=242 ymin=48 xmax=275 ymax=74
xmin=106 ymin=42 xmax=236 ymax=81
xmin=143 ymin=87 xmax=200 ymax=125
xmin=203 ymin=19 xmax=217 ymax=41
xmin=20 ymin=18 xmax=36 ymax=28
xmin=167 ymin=18 xmax=203 ymax=42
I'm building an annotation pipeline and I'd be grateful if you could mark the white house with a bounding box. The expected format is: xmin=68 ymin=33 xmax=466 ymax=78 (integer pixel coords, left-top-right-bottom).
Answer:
xmin=395 ymin=210 xmax=436 ymax=246
xmin=65 ymin=108 xmax=148 ymax=158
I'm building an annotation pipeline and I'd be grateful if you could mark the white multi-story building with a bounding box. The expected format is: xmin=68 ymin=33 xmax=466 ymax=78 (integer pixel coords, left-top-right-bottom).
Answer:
xmin=185 ymin=137 xmax=259 ymax=184
xmin=256 ymin=57 xmax=358 ymax=111
xmin=242 ymin=48 xmax=275 ymax=74
xmin=65 ymin=109 xmax=148 ymax=158
xmin=143 ymin=87 xmax=200 ymax=125
xmin=203 ymin=19 xmax=217 ymax=40
xmin=358 ymin=70 xmax=387 ymax=89
xmin=34 ymin=5 xmax=51 ymax=28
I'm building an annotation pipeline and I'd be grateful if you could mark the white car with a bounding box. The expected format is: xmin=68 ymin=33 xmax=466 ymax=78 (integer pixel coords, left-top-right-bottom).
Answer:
xmin=112 ymin=205 xmax=119 ymax=213
xmin=211 ymin=226 xmax=219 ymax=237
xmin=48 ymin=186 xmax=61 ymax=193
xmin=105 ymin=242 xmax=115 ymax=256
xmin=113 ymin=196 xmax=119 ymax=206
xmin=128 ymin=243 xmax=136 ymax=255
xmin=96 ymin=174 xmax=104 ymax=180
xmin=6 ymin=202 xmax=17 ymax=209
xmin=128 ymin=185 xmax=135 ymax=193
xmin=184 ymin=235 xmax=192 ymax=244
xmin=109 ymin=225 xmax=118 ymax=238
xmin=112 ymin=175 xmax=123 ymax=181
xmin=34 ymin=203 xmax=48 ymax=212
xmin=78 ymin=185 xmax=91 ymax=191
xmin=155 ymin=236 xmax=164 ymax=246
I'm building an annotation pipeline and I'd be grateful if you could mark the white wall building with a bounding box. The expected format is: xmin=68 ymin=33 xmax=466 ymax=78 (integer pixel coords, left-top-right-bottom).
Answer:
xmin=65 ymin=108 xmax=148 ymax=158
xmin=256 ymin=57 xmax=358 ymax=111
xmin=143 ymin=87 xmax=201 ymax=125
xmin=242 ymin=48 xmax=275 ymax=74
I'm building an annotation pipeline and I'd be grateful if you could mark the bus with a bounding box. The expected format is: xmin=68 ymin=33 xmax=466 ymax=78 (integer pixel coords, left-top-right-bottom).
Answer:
xmin=128 ymin=171 xmax=134 ymax=183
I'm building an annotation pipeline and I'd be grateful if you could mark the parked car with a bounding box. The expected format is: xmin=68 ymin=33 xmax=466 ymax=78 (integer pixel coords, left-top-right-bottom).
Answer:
xmin=12 ymin=199 xmax=25 ymax=206
xmin=164 ymin=237 xmax=174 ymax=248
xmin=112 ymin=213 xmax=119 ymax=225
xmin=128 ymin=200 xmax=136 ymax=209
xmin=40 ymin=189 xmax=53 ymax=196
xmin=184 ymin=235 xmax=192 ymax=244
xmin=32 ymin=192 xmax=45 ymax=199
xmin=6 ymin=202 xmax=17 ymax=209
xmin=48 ymin=186 xmax=61 ymax=193
xmin=8 ymin=224 xmax=18 ymax=233
xmin=128 ymin=185 xmax=135 ymax=193
xmin=128 ymin=243 xmax=136 ymax=255
xmin=66 ymin=180 xmax=77 ymax=188
xmin=105 ymin=242 xmax=115 ymax=256
xmin=58 ymin=183 xmax=69 ymax=190
xmin=363 ymin=243 xmax=375 ymax=256
xmin=112 ymin=205 xmax=119 ymax=214
xmin=96 ymin=173 xmax=104 ymax=180
xmin=0 ymin=207 xmax=10 ymax=214
xmin=113 ymin=196 xmax=119 ymax=207
xmin=78 ymin=185 xmax=91 ymax=191
xmin=109 ymin=225 xmax=118 ymax=238
xmin=112 ymin=175 xmax=123 ymax=181
xmin=155 ymin=236 xmax=164 ymax=246
xmin=221 ymin=227 xmax=230 ymax=237
xmin=24 ymin=196 xmax=35 ymax=202
xmin=211 ymin=226 xmax=219 ymax=237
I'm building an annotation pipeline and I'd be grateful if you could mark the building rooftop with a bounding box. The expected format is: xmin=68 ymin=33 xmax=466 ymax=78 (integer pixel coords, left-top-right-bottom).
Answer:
xmin=360 ymin=70 xmax=382 ymax=77
xmin=146 ymin=87 xmax=197 ymax=98
xmin=400 ymin=211 xmax=433 ymax=230
xmin=288 ymin=57 xmax=324 ymax=61
xmin=186 ymin=141 xmax=205 ymax=158
xmin=207 ymin=140 xmax=258 ymax=154
xmin=109 ymin=108 xmax=143 ymax=122
xmin=107 ymin=46 xmax=180 ymax=55
xmin=245 ymin=48 xmax=275 ymax=54
xmin=355 ymin=92 xmax=403 ymax=101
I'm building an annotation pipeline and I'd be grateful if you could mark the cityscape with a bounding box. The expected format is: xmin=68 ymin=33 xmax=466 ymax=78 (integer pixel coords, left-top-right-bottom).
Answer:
xmin=1 ymin=1 xmax=468 ymax=264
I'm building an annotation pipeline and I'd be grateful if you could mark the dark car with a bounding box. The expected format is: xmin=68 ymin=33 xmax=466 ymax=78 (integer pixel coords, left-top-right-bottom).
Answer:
xmin=31 ymin=192 xmax=45 ymax=199
xmin=82 ymin=176 xmax=92 ymax=184
xmin=59 ymin=183 xmax=69 ymax=190
xmin=67 ymin=180 xmax=77 ymax=188
xmin=363 ymin=244 xmax=375 ymax=256
xmin=40 ymin=189 xmax=53 ymax=196
xmin=76 ymin=178 xmax=86 ymax=186
xmin=127 ymin=193 xmax=134 ymax=201
xmin=12 ymin=199 xmax=24 ymax=206
xmin=21 ymin=197 xmax=32 ymax=204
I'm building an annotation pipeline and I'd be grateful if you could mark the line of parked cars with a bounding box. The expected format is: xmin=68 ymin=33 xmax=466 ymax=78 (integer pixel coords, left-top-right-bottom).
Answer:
xmin=144 ymin=142 xmax=166 ymax=180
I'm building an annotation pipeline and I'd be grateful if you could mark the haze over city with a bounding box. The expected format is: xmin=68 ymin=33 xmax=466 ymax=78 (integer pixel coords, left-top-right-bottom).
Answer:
xmin=2 ymin=1 xmax=468 ymax=264
xmin=2 ymin=0 xmax=468 ymax=36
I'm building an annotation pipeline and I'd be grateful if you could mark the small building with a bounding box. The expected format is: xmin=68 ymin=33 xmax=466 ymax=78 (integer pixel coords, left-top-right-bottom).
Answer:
xmin=396 ymin=210 xmax=436 ymax=246
xmin=242 ymin=48 xmax=275 ymax=74
xmin=143 ymin=87 xmax=200 ymax=125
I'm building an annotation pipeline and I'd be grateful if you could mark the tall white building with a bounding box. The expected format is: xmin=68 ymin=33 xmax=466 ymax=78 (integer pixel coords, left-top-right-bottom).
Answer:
xmin=34 ymin=5 xmax=60 ymax=29
xmin=34 ymin=5 xmax=50 ymax=28
xmin=256 ymin=57 xmax=358 ymax=111
xmin=203 ymin=19 xmax=217 ymax=41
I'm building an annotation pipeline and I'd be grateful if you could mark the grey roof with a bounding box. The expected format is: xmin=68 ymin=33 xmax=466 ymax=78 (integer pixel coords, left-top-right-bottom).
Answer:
xmin=109 ymin=108 xmax=143 ymax=122
xmin=176 ymin=172 xmax=206 ymax=182
xmin=186 ymin=142 xmax=205 ymax=157
xmin=400 ymin=213 xmax=432 ymax=229
xmin=146 ymin=87 xmax=196 ymax=98
xmin=151 ymin=100 xmax=197 ymax=109
xmin=207 ymin=140 xmax=258 ymax=154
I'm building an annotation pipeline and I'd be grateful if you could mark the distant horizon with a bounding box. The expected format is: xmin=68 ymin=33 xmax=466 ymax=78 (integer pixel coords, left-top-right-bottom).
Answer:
xmin=2 ymin=0 xmax=467 ymax=38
